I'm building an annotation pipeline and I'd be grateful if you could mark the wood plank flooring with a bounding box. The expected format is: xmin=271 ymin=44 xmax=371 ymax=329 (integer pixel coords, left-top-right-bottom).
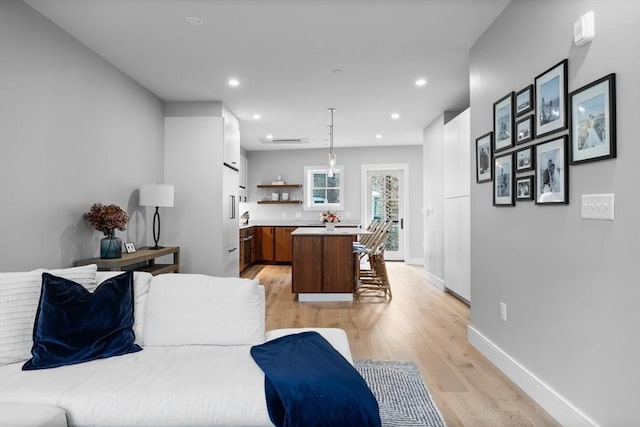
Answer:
xmin=242 ymin=262 xmax=560 ymax=427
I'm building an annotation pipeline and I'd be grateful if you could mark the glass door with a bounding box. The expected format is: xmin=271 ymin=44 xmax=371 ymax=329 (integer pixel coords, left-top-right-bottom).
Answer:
xmin=365 ymin=169 xmax=404 ymax=261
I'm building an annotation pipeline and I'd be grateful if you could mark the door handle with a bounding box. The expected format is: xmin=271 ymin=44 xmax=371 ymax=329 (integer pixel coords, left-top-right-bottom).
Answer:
xmin=400 ymin=218 xmax=404 ymax=229
xmin=230 ymin=195 xmax=236 ymax=219
xmin=228 ymin=247 xmax=238 ymax=253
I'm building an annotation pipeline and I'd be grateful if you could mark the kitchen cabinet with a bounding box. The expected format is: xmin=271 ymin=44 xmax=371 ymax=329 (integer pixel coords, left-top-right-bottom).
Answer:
xmin=223 ymin=106 xmax=241 ymax=170
xmin=164 ymin=102 xmax=240 ymax=276
xmin=257 ymin=226 xmax=275 ymax=262
xmin=274 ymin=227 xmax=296 ymax=262
xmin=443 ymin=108 xmax=471 ymax=302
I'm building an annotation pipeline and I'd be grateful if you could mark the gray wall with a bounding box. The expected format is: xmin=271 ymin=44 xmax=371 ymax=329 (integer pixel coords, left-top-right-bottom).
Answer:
xmin=470 ymin=1 xmax=640 ymax=425
xmin=245 ymin=146 xmax=424 ymax=263
xmin=0 ymin=0 xmax=164 ymax=271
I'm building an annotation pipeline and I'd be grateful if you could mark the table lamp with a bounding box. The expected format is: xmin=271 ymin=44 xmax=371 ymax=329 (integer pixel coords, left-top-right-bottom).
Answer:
xmin=139 ymin=184 xmax=174 ymax=249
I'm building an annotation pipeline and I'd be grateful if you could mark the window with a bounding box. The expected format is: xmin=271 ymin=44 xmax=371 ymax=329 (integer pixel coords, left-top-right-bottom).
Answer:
xmin=303 ymin=165 xmax=344 ymax=211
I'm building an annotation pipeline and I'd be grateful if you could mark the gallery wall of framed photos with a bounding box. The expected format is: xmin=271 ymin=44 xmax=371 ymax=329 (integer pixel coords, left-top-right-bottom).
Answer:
xmin=475 ymin=57 xmax=616 ymax=207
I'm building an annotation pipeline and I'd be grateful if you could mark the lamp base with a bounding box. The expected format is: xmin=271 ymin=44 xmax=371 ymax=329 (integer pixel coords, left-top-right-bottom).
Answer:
xmin=149 ymin=245 xmax=164 ymax=250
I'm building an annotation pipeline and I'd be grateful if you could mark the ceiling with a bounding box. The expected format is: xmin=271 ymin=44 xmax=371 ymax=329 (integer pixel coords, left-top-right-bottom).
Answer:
xmin=24 ymin=0 xmax=509 ymax=151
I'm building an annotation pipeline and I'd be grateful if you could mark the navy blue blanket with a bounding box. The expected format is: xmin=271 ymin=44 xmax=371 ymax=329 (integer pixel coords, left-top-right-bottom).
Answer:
xmin=250 ymin=331 xmax=381 ymax=427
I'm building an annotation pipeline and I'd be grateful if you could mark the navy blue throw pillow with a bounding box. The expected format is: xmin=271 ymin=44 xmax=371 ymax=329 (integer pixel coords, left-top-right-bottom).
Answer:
xmin=22 ymin=271 xmax=142 ymax=370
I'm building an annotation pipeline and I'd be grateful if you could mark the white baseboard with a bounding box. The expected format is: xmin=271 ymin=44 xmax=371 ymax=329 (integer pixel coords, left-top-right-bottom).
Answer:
xmin=467 ymin=325 xmax=599 ymax=427
xmin=423 ymin=270 xmax=445 ymax=291
xmin=404 ymin=257 xmax=424 ymax=266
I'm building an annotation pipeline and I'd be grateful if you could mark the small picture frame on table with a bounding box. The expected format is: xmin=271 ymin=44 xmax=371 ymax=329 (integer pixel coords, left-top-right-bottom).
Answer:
xmin=569 ymin=73 xmax=616 ymax=164
xmin=515 ymin=115 xmax=533 ymax=144
xmin=515 ymin=146 xmax=534 ymax=172
xmin=535 ymin=136 xmax=568 ymax=205
xmin=535 ymin=59 xmax=568 ymax=139
xmin=493 ymin=92 xmax=515 ymax=152
xmin=493 ymin=152 xmax=515 ymax=207
xmin=475 ymin=132 xmax=493 ymax=183
xmin=515 ymin=85 xmax=533 ymax=116
xmin=124 ymin=242 xmax=137 ymax=254
xmin=516 ymin=176 xmax=534 ymax=201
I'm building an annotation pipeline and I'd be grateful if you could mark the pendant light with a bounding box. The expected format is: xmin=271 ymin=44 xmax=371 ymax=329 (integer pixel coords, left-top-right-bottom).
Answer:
xmin=327 ymin=107 xmax=336 ymax=177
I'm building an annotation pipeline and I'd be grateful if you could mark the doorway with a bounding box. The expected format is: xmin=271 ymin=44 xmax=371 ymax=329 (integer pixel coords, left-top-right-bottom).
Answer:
xmin=361 ymin=164 xmax=408 ymax=261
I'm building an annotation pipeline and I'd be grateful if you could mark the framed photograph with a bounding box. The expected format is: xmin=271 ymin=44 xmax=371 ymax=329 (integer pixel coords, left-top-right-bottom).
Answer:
xmin=124 ymin=242 xmax=137 ymax=254
xmin=516 ymin=176 xmax=534 ymax=201
xmin=535 ymin=59 xmax=568 ymax=138
xmin=475 ymin=132 xmax=493 ymax=183
xmin=535 ymin=136 xmax=568 ymax=205
xmin=515 ymin=146 xmax=534 ymax=172
xmin=515 ymin=115 xmax=534 ymax=144
xmin=493 ymin=152 xmax=515 ymax=207
xmin=515 ymin=85 xmax=533 ymax=116
xmin=493 ymin=92 xmax=515 ymax=152
xmin=569 ymin=73 xmax=616 ymax=164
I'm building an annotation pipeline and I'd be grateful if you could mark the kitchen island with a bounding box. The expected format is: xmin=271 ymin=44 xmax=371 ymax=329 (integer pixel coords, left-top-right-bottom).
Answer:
xmin=291 ymin=227 xmax=370 ymax=302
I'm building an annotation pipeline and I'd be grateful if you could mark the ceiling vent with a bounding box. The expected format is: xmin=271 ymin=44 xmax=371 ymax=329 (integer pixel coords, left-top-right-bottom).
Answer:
xmin=259 ymin=137 xmax=310 ymax=144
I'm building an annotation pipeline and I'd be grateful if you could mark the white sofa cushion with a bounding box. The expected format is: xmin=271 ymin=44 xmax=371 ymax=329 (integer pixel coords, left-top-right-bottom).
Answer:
xmin=144 ymin=274 xmax=265 ymax=346
xmin=0 ymin=402 xmax=67 ymax=427
xmin=0 ymin=264 xmax=98 ymax=366
xmin=96 ymin=271 xmax=153 ymax=346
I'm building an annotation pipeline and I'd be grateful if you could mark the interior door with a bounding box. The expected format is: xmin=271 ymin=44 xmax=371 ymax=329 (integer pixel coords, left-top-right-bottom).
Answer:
xmin=364 ymin=169 xmax=404 ymax=261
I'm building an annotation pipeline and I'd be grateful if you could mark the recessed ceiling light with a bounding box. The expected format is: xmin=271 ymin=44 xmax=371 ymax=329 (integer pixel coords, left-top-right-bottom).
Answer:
xmin=375 ymin=134 xmax=382 ymax=139
xmin=415 ymin=78 xmax=427 ymax=87
xmin=185 ymin=17 xmax=203 ymax=26
xmin=391 ymin=113 xmax=400 ymax=120
xmin=253 ymin=114 xmax=261 ymax=120
xmin=266 ymin=134 xmax=273 ymax=140
xmin=228 ymin=78 xmax=240 ymax=87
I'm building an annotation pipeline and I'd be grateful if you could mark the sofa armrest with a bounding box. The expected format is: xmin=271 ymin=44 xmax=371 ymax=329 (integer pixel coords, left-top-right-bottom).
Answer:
xmin=0 ymin=402 xmax=67 ymax=427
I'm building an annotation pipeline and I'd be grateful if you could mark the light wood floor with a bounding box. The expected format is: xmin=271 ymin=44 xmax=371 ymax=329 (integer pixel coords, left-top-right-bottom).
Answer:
xmin=242 ymin=262 xmax=560 ymax=427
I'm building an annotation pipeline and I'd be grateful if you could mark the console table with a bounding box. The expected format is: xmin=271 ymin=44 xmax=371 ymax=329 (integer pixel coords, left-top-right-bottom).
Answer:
xmin=74 ymin=246 xmax=180 ymax=276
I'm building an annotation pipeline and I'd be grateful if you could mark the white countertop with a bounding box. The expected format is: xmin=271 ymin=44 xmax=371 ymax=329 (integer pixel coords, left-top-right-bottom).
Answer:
xmin=291 ymin=227 xmax=371 ymax=236
xmin=240 ymin=220 xmax=362 ymax=229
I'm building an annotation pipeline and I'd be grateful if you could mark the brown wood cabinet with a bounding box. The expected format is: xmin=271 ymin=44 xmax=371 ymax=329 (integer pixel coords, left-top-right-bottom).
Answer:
xmin=292 ymin=234 xmax=356 ymax=293
xmin=257 ymin=226 xmax=275 ymax=262
xmin=274 ymin=227 xmax=296 ymax=263
xmin=239 ymin=227 xmax=256 ymax=273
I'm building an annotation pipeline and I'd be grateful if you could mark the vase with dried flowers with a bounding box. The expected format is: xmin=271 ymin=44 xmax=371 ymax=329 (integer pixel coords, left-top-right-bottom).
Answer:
xmin=321 ymin=210 xmax=340 ymax=231
xmin=84 ymin=203 xmax=129 ymax=259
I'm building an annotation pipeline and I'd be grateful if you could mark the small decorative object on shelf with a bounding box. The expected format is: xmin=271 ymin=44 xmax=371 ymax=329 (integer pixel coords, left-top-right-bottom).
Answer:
xmin=321 ymin=210 xmax=340 ymax=231
xmin=83 ymin=203 xmax=129 ymax=259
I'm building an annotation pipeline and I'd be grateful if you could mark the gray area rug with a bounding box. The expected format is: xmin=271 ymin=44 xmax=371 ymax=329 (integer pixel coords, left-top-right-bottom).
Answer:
xmin=355 ymin=359 xmax=447 ymax=427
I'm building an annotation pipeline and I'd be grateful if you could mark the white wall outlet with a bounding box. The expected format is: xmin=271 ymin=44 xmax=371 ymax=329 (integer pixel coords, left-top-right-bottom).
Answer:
xmin=581 ymin=193 xmax=614 ymax=220
xmin=295 ymin=212 xmax=302 ymax=218
xmin=499 ymin=302 xmax=507 ymax=322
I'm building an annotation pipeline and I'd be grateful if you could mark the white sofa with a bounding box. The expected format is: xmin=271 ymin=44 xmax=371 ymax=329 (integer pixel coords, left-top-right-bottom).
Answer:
xmin=0 ymin=266 xmax=351 ymax=427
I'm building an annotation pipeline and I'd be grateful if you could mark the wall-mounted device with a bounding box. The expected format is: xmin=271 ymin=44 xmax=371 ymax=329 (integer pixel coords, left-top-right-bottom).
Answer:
xmin=574 ymin=11 xmax=595 ymax=47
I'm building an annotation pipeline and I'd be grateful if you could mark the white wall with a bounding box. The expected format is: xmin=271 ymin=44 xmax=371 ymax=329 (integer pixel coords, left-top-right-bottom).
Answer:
xmin=245 ymin=146 xmax=424 ymax=263
xmin=469 ymin=1 xmax=640 ymax=425
xmin=0 ymin=0 xmax=164 ymax=270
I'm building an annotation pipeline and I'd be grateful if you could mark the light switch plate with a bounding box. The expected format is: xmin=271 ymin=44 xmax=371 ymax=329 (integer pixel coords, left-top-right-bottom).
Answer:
xmin=581 ymin=193 xmax=614 ymax=220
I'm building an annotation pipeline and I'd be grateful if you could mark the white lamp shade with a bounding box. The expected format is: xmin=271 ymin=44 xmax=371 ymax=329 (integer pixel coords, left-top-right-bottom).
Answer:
xmin=139 ymin=184 xmax=174 ymax=207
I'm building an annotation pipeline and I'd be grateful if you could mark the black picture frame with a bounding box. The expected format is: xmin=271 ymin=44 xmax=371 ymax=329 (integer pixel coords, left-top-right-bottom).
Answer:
xmin=569 ymin=73 xmax=616 ymax=165
xmin=535 ymin=136 xmax=569 ymax=205
xmin=476 ymin=131 xmax=493 ymax=183
xmin=516 ymin=176 xmax=534 ymax=201
xmin=515 ymin=146 xmax=534 ymax=172
xmin=535 ymin=59 xmax=568 ymax=139
xmin=124 ymin=242 xmax=137 ymax=254
xmin=493 ymin=92 xmax=515 ymax=152
xmin=515 ymin=115 xmax=534 ymax=144
xmin=515 ymin=85 xmax=533 ymax=116
xmin=493 ymin=152 xmax=515 ymax=207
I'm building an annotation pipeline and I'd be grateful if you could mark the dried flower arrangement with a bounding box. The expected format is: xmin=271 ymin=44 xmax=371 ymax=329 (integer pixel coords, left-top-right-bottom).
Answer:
xmin=84 ymin=203 xmax=129 ymax=236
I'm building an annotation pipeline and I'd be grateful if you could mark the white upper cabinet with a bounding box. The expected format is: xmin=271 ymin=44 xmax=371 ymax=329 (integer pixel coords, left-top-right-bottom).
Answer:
xmin=222 ymin=107 xmax=241 ymax=170
xmin=443 ymin=108 xmax=471 ymax=198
